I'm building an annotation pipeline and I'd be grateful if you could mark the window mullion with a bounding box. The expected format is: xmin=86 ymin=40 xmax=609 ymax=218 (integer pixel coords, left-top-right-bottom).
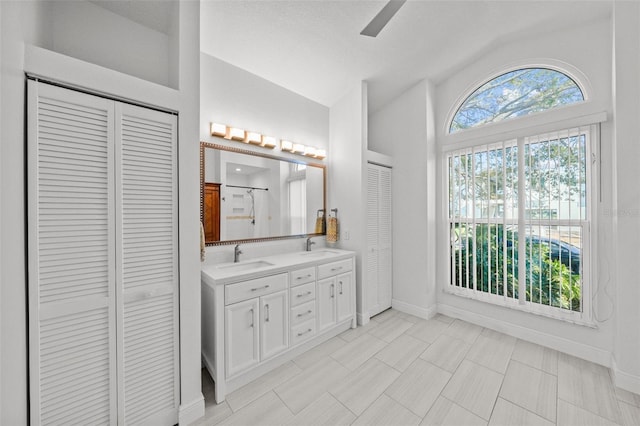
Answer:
xmin=517 ymin=137 xmax=526 ymax=305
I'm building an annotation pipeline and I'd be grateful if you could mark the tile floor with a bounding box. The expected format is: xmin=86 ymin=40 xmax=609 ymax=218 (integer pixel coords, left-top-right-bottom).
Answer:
xmin=195 ymin=309 xmax=640 ymax=426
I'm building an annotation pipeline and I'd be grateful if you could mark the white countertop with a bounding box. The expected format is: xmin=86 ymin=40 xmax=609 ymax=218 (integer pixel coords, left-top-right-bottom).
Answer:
xmin=201 ymin=248 xmax=355 ymax=286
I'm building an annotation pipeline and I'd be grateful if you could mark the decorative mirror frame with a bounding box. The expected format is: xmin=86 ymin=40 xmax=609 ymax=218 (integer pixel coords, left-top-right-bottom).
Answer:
xmin=200 ymin=141 xmax=327 ymax=246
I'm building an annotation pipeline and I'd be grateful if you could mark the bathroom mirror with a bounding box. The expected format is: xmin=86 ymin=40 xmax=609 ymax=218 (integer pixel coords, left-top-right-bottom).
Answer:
xmin=200 ymin=142 xmax=327 ymax=246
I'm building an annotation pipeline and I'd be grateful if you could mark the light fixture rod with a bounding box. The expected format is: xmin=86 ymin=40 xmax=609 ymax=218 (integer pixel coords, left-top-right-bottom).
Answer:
xmin=360 ymin=0 xmax=406 ymax=37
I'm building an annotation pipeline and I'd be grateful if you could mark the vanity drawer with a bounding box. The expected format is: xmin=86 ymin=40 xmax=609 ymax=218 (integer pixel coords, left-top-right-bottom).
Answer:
xmin=290 ymin=282 xmax=315 ymax=307
xmin=290 ymin=300 xmax=316 ymax=326
xmin=290 ymin=266 xmax=316 ymax=287
xmin=291 ymin=319 xmax=316 ymax=346
xmin=317 ymin=258 xmax=353 ymax=279
xmin=225 ymin=273 xmax=288 ymax=305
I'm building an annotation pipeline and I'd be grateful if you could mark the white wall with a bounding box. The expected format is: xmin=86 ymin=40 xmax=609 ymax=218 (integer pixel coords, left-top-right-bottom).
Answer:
xmin=369 ymin=80 xmax=438 ymax=319
xmin=200 ymin=53 xmax=329 ymax=151
xmin=329 ymin=82 xmax=368 ymax=323
xmin=0 ymin=1 xmax=204 ymax=423
xmin=611 ymin=1 xmax=640 ymax=394
xmin=0 ymin=3 xmax=52 ymax=423
xmin=48 ymin=1 xmax=174 ymax=88
xmin=200 ymin=52 xmax=330 ymax=261
xmin=431 ymin=19 xmax=616 ymax=367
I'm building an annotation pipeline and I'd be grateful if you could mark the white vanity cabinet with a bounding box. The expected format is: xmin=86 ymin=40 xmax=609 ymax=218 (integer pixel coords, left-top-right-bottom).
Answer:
xmin=224 ymin=273 xmax=288 ymax=377
xmin=336 ymin=272 xmax=354 ymax=323
xmin=225 ymin=298 xmax=260 ymax=376
xmin=317 ymin=259 xmax=354 ymax=332
xmin=202 ymin=250 xmax=356 ymax=403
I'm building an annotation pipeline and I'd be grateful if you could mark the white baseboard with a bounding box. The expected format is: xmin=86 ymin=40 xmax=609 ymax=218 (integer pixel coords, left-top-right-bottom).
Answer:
xmin=392 ymin=299 xmax=437 ymax=320
xmin=611 ymin=357 xmax=640 ymax=395
xmin=179 ymin=395 xmax=205 ymax=425
xmin=357 ymin=310 xmax=370 ymax=325
xmin=437 ymin=303 xmax=612 ymax=368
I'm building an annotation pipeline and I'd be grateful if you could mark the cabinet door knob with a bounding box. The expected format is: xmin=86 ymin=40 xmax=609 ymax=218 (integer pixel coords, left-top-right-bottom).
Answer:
xmin=249 ymin=308 xmax=254 ymax=328
xmin=330 ymin=283 xmax=335 ymax=298
xmin=296 ymin=291 xmax=312 ymax=298
xmin=339 ymin=281 xmax=343 ymax=295
xmin=265 ymin=304 xmax=270 ymax=322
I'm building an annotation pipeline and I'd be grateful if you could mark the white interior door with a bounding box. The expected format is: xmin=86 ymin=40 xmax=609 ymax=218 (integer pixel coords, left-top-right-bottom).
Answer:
xmin=366 ymin=165 xmax=381 ymax=316
xmin=115 ymin=103 xmax=179 ymax=426
xmin=367 ymin=163 xmax=393 ymax=317
xmin=29 ymin=81 xmax=179 ymax=426
xmin=28 ymin=81 xmax=118 ymax=425
xmin=377 ymin=166 xmax=393 ymax=311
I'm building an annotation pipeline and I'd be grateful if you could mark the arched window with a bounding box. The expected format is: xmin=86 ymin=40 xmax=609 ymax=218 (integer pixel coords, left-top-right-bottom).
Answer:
xmin=450 ymin=68 xmax=584 ymax=133
xmin=444 ymin=65 xmax=596 ymax=323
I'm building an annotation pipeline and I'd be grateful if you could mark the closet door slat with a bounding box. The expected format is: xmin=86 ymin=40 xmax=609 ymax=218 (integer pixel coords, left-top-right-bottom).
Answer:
xmin=28 ymin=81 xmax=117 ymax=426
xmin=115 ymin=103 xmax=179 ymax=426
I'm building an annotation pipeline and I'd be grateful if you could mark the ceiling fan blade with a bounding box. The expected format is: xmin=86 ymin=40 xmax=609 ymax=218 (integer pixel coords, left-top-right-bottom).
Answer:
xmin=360 ymin=0 xmax=407 ymax=37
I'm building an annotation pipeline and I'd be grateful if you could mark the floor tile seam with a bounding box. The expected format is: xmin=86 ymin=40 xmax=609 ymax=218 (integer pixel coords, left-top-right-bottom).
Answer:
xmin=437 ymin=394 xmax=482 ymax=422
xmin=485 ymin=359 xmax=508 ymax=423
xmin=493 ymin=396 xmax=557 ymax=425
xmin=442 ymin=329 xmax=482 ymax=345
xmin=383 ymin=386 xmax=430 ymax=420
xmin=227 ymin=365 xmax=307 ymax=413
xmin=463 ymin=346 xmax=515 ymax=375
xmin=617 ymin=398 xmax=640 ymax=416
xmin=509 ymin=355 xmax=559 ymax=376
xmin=327 ymin=389 xmax=371 ymax=420
xmin=615 ymin=395 xmax=640 ymax=410
xmin=272 ymin=388 xmax=298 ymax=418
xmin=507 ymin=358 xmax=558 ymax=379
xmin=374 ymin=352 xmax=407 ymax=375
xmin=498 ymin=384 xmax=558 ymax=423
xmin=462 ymin=356 xmax=506 ymax=376
xmin=329 ymin=342 xmax=385 ymax=371
xmin=557 ymin=396 xmax=623 ymax=425
xmin=382 ymin=358 xmax=457 ymax=420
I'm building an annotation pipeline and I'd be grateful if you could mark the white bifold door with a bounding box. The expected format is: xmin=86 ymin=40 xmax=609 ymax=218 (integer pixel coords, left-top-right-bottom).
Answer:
xmin=366 ymin=163 xmax=393 ymax=317
xmin=28 ymin=81 xmax=179 ymax=425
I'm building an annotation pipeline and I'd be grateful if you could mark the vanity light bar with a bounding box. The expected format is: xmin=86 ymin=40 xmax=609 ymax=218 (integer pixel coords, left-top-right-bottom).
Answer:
xmin=228 ymin=127 xmax=246 ymax=141
xmin=245 ymin=131 xmax=262 ymax=145
xmin=281 ymin=140 xmax=326 ymax=159
xmin=210 ymin=122 xmax=227 ymax=138
xmin=281 ymin=140 xmax=295 ymax=152
xmin=210 ymin=122 xmax=325 ymax=159
xmin=261 ymin=135 xmax=277 ymax=149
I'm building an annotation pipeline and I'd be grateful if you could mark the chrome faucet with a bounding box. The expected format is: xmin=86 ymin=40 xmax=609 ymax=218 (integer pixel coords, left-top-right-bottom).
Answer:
xmin=306 ymin=237 xmax=316 ymax=252
xmin=234 ymin=244 xmax=243 ymax=263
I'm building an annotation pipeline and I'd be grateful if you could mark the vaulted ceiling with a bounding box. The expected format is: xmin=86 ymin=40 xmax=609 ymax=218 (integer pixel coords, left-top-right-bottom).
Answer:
xmin=200 ymin=1 xmax=612 ymax=113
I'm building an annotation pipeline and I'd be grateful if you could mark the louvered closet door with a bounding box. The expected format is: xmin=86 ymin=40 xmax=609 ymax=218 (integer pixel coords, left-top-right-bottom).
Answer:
xmin=377 ymin=166 xmax=393 ymax=311
xmin=115 ymin=103 xmax=179 ymax=426
xmin=28 ymin=81 xmax=117 ymax=425
xmin=367 ymin=163 xmax=393 ymax=318
xmin=366 ymin=165 xmax=381 ymax=316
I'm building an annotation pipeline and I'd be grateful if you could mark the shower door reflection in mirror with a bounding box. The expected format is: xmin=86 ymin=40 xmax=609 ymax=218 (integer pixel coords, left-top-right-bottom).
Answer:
xmin=201 ymin=142 xmax=326 ymax=245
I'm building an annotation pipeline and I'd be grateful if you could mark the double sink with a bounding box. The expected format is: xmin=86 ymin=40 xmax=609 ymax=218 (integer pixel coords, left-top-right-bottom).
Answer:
xmin=215 ymin=250 xmax=340 ymax=272
xmin=202 ymin=249 xmax=350 ymax=285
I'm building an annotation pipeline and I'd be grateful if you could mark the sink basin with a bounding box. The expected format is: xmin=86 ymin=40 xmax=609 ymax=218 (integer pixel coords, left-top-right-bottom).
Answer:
xmin=216 ymin=260 xmax=275 ymax=272
xmin=299 ymin=250 xmax=340 ymax=257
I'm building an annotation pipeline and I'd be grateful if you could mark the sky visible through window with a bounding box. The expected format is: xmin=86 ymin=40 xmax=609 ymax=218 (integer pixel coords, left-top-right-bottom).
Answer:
xmin=450 ymin=68 xmax=584 ymax=133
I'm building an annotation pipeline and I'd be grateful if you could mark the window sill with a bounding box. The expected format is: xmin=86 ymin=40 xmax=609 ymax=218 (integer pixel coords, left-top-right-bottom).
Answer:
xmin=443 ymin=285 xmax=598 ymax=329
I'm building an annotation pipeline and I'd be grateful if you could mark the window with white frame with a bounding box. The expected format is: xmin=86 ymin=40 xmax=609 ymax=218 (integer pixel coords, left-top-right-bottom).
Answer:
xmin=446 ymin=68 xmax=595 ymax=322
